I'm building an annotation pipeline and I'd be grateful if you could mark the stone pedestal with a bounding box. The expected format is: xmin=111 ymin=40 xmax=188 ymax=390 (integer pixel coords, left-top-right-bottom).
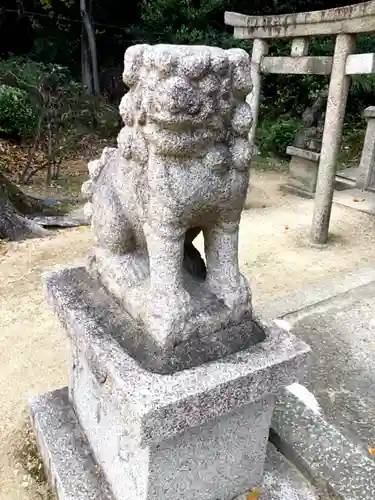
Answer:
xmin=356 ymin=106 xmax=375 ymax=190
xmin=284 ymin=146 xmax=320 ymax=198
xmin=29 ymin=266 xmax=310 ymax=500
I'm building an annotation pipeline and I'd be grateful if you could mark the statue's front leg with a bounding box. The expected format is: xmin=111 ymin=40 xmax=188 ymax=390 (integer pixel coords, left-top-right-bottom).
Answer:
xmin=144 ymin=223 xmax=193 ymax=347
xmin=204 ymin=218 xmax=251 ymax=318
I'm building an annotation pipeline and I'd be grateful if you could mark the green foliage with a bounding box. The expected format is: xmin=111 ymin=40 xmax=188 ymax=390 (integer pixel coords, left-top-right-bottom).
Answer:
xmin=0 ymin=56 xmax=119 ymax=183
xmin=135 ymin=0 xmax=251 ymax=50
xmin=257 ymin=118 xmax=300 ymax=157
xmin=2 ymin=0 xmax=375 ymax=162
xmin=0 ymin=86 xmax=36 ymax=138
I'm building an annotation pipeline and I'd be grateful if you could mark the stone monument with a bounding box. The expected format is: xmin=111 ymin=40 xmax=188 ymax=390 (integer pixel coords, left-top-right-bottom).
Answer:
xmin=29 ymin=44 xmax=310 ymax=500
xmin=285 ymin=89 xmax=328 ymax=198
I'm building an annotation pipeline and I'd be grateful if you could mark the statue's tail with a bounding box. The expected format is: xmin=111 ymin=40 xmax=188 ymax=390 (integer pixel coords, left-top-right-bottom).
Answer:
xmin=81 ymin=147 xmax=117 ymax=222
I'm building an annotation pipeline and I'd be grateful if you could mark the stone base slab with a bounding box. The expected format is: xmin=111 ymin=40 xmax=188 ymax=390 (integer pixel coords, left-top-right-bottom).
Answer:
xmin=272 ymin=391 xmax=375 ymax=500
xmin=29 ymin=387 xmax=115 ymax=500
xmin=29 ymin=388 xmax=321 ymax=500
xmin=45 ymin=266 xmax=264 ymax=375
xmin=285 ymin=146 xmax=320 ymax=196
xmin=280 ymin=183 xmax=315 ymax=199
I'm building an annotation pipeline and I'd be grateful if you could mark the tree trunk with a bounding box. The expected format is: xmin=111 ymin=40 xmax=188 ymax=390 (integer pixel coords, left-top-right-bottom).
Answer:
xmin=45 ymin=123 xmax=53 ymax=187
xmin=80 ymin=0 xmax=100 ymax=94
xmin=81 ymin=24 xmax=93 ymax=93
xmin=0 ymin=173 xmax=48 ymax=240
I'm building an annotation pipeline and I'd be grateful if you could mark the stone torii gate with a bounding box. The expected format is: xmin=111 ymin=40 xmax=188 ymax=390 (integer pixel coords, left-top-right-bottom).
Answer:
xmin=225 ymin=1 xmax=375 ymax=244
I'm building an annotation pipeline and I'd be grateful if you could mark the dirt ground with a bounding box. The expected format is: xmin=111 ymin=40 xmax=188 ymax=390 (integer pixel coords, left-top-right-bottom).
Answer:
xmin=2 ymin=170 xmax=375 ymax=499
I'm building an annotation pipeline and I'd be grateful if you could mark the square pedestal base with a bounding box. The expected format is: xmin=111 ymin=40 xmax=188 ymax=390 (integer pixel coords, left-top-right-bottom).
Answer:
xmin=35 ymin=266 xmax=310 ymax=500
xmin=29 ymin=388 xmax=319 ymax=500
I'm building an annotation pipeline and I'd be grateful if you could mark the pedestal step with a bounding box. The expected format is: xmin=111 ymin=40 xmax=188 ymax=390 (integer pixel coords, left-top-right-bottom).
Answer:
xmin=272 ymin=391 xmax=375 ymax=500
xmin=29 ymin=387 xmax=321 ymax=500
xmin=29 ymin=387 xmax=114 ymax=500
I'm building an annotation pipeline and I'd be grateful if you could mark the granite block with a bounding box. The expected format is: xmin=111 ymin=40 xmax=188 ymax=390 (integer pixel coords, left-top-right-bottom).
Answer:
xmin=29 ymin=388 xmax=321 ymax=500
xmin=70 ymin=343 xmax=274 ymax=500
xmin=286 ymin=149 xmax=320 ymax=195
xmin=41 ymin=265 xmax=310 ymax=500
xmin=236 ymin=444 xmax=322 ymax=500
xmin=44 ymin=266 xmax=310 ymax=449
xmin=46 ymin=266 xmax=265 ymax=375
xmin=29 ymin=387 xmax=114 ymax=500
xmin=271 ymin=391 xmax=375 ymax=500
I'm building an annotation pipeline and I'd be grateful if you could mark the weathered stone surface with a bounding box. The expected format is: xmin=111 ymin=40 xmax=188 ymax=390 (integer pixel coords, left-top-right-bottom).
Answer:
xmin=334 ymin=187 xmax=375 ymax=214
xmin=83 ymin=44 xmax=254 ymax=350
xmin=256 ymin=265 xmax=375 ymax=319
xmin=286 ymin=147 xmax=320 ymax=162
xmin=248 ymin=39 xmax=268 ymax=148
xmin=32 ymin=42 xmax=313 ymax=500
xmin=260 ymin=444 xmax=322 ymax=500
xmin=291 ymin=38 xmax=309 ymax=57
xmin=311 ymin=33 xmax=355 ymax=244
xmin=225 ymin=3 xmax=375 ymax=38
xmin=72 ymin=361 xmax=274 ymax=500
xmin=261 ymin=56 xmax=332 ymax=75
xmin=44 ymin=266 xmax=310 ymax=447
xmin=345 ymin=53 xmax=375 ymax=75
xmin=29 ymin=389 xmax=321 ymax=500
xmin=364 ymin=105 xmax=375 ymax=118
xmin=45 ymin=266 xmax=265 ymax=374
xmin=29 ymin=388 xmax=115 ymax=500
xmin=356 ymin=107 xmax=375 ymax=189
xmin=271 ymin=391 xmax=375 ymax=500
xmin=285 ymin=147 xmax=320 ymax=195
xmin=42 ymin=263 xmax=310 ymax=500
xmin=237 ymin=444 xmax=321 ymax=500
xmin=258 ymin=267 xmax=375 ymax=499
xmin=280 ymin=280 xmax=375 ymax=452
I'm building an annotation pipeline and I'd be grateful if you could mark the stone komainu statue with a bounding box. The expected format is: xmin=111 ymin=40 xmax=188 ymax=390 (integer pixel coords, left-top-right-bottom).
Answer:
xmin=82 ymin=44 xmax=253 ymax=347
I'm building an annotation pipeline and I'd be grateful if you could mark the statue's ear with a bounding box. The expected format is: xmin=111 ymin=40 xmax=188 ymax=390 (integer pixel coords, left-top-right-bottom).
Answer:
xmin=123 ymin=44 xmax=149 ymax=87
xmin=227 ymin=49 xmax=252 ymax=98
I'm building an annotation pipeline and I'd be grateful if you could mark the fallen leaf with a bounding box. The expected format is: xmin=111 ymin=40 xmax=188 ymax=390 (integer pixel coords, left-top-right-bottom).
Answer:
xmin=353 ymin=197 xmax=365 ymax=203
xmin=246 ymin=488 xmax=260 ymax=500
xmin=368 ymin=447 xmax=375 ymax=456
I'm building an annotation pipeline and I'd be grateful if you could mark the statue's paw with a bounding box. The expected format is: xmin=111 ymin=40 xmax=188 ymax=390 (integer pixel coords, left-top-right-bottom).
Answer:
xmin=207 ymin=273 xmax=251 ymax=315
xmin=146 ymin=288 xmax=194 ymax=347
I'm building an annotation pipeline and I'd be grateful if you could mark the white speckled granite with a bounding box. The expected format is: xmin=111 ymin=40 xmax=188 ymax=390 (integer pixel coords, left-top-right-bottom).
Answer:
xmin=84 ymin=44 xmax=254 ymax=349
xmin=29 ymin=389 xmax=320 ymax=500
xmin=36 ymin=265 xmax=311 ymax=500
xmin=30 ymin=42 xmax=311 ymax=500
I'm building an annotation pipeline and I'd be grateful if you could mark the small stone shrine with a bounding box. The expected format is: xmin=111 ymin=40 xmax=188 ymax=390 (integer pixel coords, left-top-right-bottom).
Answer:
xmin=285 ymin=89 xmax=327 ymax=198
xmin=29 ymin=44 xmax=310 ymax=500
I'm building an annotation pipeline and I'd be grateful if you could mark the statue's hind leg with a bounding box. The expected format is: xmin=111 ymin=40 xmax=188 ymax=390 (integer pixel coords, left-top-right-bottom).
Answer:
xmin=91 ymin=186 xmax=148 ymax=287
xmin=91 ymin=185 xmax=133 ymax=253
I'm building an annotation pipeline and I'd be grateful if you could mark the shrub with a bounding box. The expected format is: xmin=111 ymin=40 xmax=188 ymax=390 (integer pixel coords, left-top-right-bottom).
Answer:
xmin=0 ymin=85 xmax=36 ymax=139
xmin=256 ymin=118 xmax=300 ymax=157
